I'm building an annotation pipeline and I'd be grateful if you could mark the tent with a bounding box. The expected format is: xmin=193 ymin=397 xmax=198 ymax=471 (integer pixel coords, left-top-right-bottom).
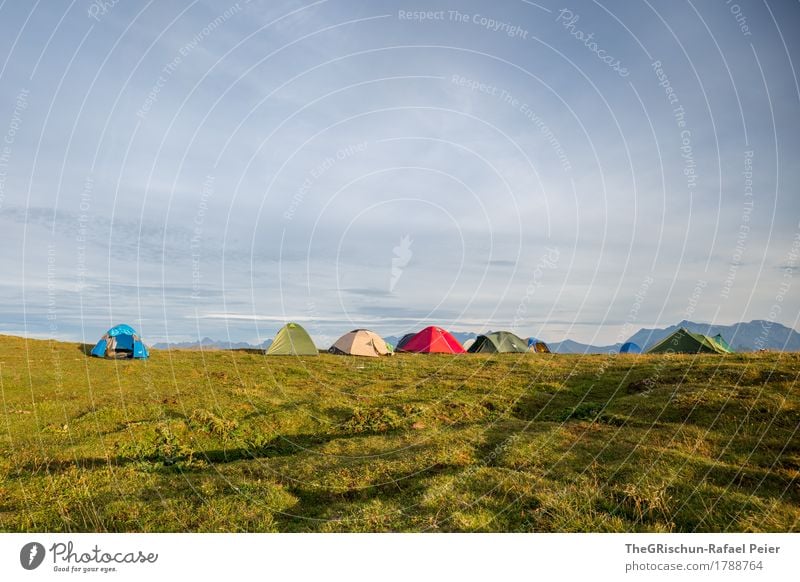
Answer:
xmin=713 ymin=334 xmax=733 ymax=352
xmin=90 ymin=324 xmax=149 ymax=359
xmin=329 ymin=329 xmax=391 ymax=357
xmin=646 ymin=328 xmax=731 ymax=355
xmin=528 ymin=338 xmax=551 ymax=353
xmin=462 ymin=338 xmax=476 ymax=351
xmin=265 ymin=322 xmax=318 ymax=356
xmin=395 ymin=333 xmax=417 ymax=351
xmin=468 ymin=331 xmax=528 ymax=353
xmin=620 ymin=342 xmax=642 ymax=354
xmin=397 ymin=326 xmax=465 ymax=354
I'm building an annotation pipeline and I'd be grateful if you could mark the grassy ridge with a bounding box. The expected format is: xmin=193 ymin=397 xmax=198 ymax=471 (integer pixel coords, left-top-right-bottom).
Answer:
xmin=0 ymin=334 xmax=798 ymax=532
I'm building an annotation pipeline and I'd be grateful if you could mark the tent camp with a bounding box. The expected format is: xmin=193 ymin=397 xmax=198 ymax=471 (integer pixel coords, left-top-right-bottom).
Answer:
xmin=620 ymin=342 xmax=642 ymax=354
xmin=395 ymin=333 xmax=416 ymax=351
xmin=646 ymin=328 xmax=732 ymax=355
xmin=265 ymin=322 xmax=318 ymax=356
xmin=528 ymin=338 xmax=551 ymax=353
xmin=397 ymin=326 xmax=465 ymax=354
xmin=90 ymin=324 xmax=149 ymax=359
xmin=468 ymin=331 xmax=528 ymax=353
xmin=329 ymin=329 xmax=391 ymax=357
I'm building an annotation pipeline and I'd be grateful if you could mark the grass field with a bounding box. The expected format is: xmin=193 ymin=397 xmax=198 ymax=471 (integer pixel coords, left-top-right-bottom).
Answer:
xmin=1 ymin=334 xmax=798 ymax=532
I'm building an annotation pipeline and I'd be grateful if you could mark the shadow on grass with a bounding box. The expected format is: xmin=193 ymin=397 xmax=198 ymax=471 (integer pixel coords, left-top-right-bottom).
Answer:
xmin=197 ymin=432 xmax=344 ymax=463
xmin=10 ymin=431 xmax=358 ymax=477
xmin=270 ymin=459 xmax=465 ymax=532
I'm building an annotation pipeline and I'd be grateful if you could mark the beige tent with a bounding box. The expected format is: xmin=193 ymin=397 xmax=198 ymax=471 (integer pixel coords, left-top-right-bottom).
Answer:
xmin=329 ymin=329 xmax=391 ymax=357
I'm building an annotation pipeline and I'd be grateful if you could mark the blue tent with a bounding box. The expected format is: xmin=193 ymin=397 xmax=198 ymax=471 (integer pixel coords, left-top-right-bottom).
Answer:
xmin=620 ymin=342 xmax=642 ymax=354
xmin=90 ymin=324 xmax=149 ymax=359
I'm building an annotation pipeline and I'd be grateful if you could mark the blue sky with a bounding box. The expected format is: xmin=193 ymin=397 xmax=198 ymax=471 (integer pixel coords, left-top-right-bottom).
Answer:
xmin=0 ymin=0 xmax=798 ymax=346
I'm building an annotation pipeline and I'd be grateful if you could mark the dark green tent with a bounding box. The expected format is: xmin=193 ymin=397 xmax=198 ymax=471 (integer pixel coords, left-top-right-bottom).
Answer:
xmin=468 ymin=331 xmax=529 ymax=353
xmin=265 ymin=322 xmax=318 ymax=356
xmin=646 ymin=328 xmax=731 ymax=355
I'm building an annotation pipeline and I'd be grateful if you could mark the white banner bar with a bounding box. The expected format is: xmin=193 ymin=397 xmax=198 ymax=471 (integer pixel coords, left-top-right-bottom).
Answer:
xmin=1 ymin=533 xmax=797 ymax=581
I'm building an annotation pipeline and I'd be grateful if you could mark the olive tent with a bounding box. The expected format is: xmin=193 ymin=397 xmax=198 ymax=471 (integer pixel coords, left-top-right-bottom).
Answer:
xmin=397 ymin=326 xmax=465 ymax=354
xmin=646 ymin=328 xmax=731 ymax=355
xmin=620 ymin=342 xmax=642 ymax=354
xmin=468 ymin=331 xmax=528 ymax=353
xmin=265 ymin=322 xmax=318 ymax=356
xmin=329 ymin=329 xmax=391 ymax=357
xmin=90 ymin=324 xmax=149 ymax=359
xmin=527 ymin=338 xmax=551 ymax=353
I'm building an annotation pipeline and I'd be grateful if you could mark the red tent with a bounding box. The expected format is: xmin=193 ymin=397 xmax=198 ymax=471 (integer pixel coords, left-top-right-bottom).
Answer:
xmin=397 ymin=326 xmax=466 ymax=354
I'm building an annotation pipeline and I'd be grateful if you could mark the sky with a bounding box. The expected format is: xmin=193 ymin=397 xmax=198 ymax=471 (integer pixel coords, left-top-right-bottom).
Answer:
xmin=0 ymin=0 xmax=798 ymax=346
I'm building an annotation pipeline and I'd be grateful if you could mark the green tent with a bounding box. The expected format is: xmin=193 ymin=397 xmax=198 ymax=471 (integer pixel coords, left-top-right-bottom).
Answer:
xmin=712 ymin=333 xmax=733 ymax=352
xmin=265 ymin=322 xmax=318 ymax=356
xmin=468 ymin=331 xmax=529 ymax=353
xmin=646 ymin=328 xmax=731 ymax=354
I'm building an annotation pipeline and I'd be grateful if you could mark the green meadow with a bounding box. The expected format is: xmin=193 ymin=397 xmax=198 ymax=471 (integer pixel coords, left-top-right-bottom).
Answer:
xmin=1 ymin=334 xmax=798 ymax=532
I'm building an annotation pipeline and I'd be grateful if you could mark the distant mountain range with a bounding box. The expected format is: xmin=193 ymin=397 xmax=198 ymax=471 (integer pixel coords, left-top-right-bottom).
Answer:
xmin=152 ymin=337 xmax=273 ymax=351
xmin=546 ymin=339 xmax=623 ymax=354
xmin=546 ymin=320 xmax=800 ymax=354
xmin=151 ymin=321 xmax=800 ymax=353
